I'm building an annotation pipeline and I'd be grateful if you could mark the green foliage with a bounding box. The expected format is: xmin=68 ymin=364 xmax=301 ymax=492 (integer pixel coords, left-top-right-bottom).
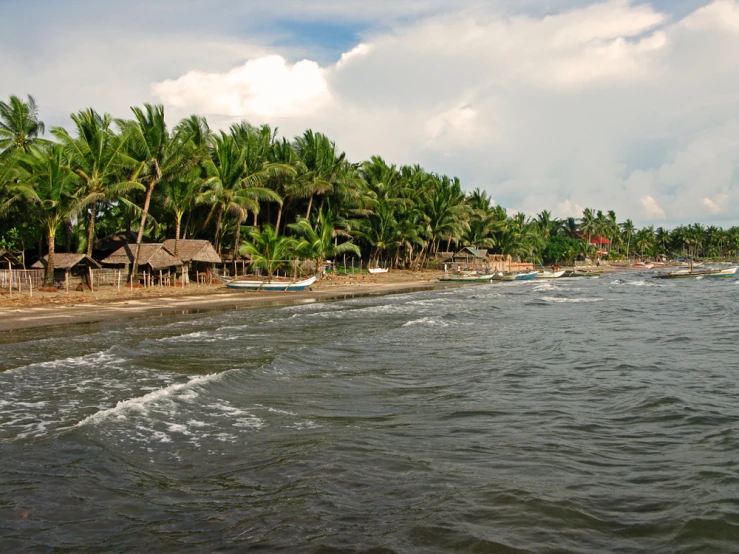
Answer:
xmin=1 ymin=92 xmax=737 ymax=279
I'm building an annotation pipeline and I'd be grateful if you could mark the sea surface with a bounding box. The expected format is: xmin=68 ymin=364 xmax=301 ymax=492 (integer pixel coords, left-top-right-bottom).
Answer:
xmin=1 ymin=273 xmax=738 ymax=552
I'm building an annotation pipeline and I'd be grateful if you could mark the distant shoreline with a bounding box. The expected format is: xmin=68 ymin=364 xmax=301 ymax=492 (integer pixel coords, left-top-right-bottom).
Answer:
xmin=0 ymin=277 xmax=468 ymax=333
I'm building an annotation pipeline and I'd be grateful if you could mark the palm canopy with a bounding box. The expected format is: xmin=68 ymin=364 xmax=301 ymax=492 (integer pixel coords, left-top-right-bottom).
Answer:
xmin=289 ymin=210 xmax=361 ymax=267
xmin=52 ymin=108 xmax=143 ymax=255
xmin=201 ymin=131 xmax=286 ymax=266
xmin=239 ymin=224 xmax=297 ymax=278
xmin=4 ymin=145 xmax=92 ymax=283
xmin=0 ymin=95 xmax=46 ymax=154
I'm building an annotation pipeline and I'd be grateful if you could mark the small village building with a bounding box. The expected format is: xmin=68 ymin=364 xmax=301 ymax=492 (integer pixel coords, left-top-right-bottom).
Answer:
xmin=0 ymin=249 xmax=22 ymax=268
xmin=487 ymin=253 xmax=513 ymax=272
xmin=31 ymin=253 xmax=102 ymax=287
xmin=451 ymin=247 xmax=489 ymax=270
xmin=102 ymin=243 xmax=183 ymax=284
xmin=162 ymin=239 xmax=221 ymax=282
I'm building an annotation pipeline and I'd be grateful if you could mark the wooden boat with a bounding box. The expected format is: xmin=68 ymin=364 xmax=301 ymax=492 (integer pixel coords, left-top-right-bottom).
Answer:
xmin=703 ymin=267 xmax=738 ymax=278
xmin=368 ymin=268 xmax=388 ymax=274
xmin=535 ymin=270 xmax=566 ymax=279
xmin=633 ymin=262 xmax=654 ymax=269
xmin=514 ymin=271 xmax=539 ymax=281
xmin=654 ymin=267 xmax=737 ymax=280
xmin=220 ymin=275 xmax=317 ymax=291
xmin=437 ymin=273 xmax=495 ymax=282
xmin=564 ymin=270 xmax=602 ymax=278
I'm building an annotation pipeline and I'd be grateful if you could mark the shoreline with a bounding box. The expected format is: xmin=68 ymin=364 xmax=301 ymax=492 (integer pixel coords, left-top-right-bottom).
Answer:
xmin=0 ymin=277 xmax=469 ymax=333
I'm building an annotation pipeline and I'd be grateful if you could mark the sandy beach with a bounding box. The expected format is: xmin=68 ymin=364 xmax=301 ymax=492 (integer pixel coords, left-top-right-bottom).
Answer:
xmin=0 ymin=270 xmax=470 ymax=332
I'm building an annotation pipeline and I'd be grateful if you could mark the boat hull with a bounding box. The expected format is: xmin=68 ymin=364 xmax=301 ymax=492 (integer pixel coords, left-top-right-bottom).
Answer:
xmin=224 ymin=276 xmax=317 ymax=291
xmin=437 ymin=274 xmax=495 ymax=282
xmin=535 ymin=270 xmax=565 ymax=279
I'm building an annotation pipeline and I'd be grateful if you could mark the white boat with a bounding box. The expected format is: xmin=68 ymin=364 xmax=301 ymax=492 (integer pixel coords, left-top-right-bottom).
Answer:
xmin=368 ymin=268 xmax=388 ymax=274
xmin=535 ymin=270 xmax=566 ymax=279
xmin=220 ymin=275 xmax=317 ymax=291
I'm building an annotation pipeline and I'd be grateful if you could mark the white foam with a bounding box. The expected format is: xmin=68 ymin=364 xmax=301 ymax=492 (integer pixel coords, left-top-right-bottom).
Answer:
xmin=76 ymin=373 xmax=222 ymax=427
xmin=539 ymin=296 xmax=603 ymax=303
xmin=403 ymin=317 xmax=449 ymax=327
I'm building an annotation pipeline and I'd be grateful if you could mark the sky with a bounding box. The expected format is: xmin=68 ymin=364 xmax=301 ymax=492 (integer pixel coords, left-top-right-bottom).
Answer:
xmin=2 ymin=0 xmax=738 ymax=228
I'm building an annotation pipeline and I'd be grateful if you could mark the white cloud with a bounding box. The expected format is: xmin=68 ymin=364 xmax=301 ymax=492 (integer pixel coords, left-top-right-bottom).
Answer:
xmin=153 ymin=55 xmax=331 ymax=119
xmin=5 ymin=0 xmax=739 ymax=227
xmin=641 ymin=195 xmax=666 ymax=219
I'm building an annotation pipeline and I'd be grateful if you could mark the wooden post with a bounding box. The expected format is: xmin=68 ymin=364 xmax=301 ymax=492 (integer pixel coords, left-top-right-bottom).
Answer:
xmin=159 ymin=269 xmax=163 ymax=288
xmin=8 ymin=262 xmax=12 ymax=297
xmin=352 ymin=257 xmax=354 ymax=274
xmin=65 ymin=270 xmax=69 ymax=294
xmin=196 ymin=270 xmax=199 ymax=287
xmin=89 ymin=266 xmax=94 ymax=293
xmin=28 ymin=273 xmax=32 ymax=297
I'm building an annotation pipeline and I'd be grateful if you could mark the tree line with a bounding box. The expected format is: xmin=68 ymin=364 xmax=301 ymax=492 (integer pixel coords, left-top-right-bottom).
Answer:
xmin=1 ymin=95 xmax=738 ymax=285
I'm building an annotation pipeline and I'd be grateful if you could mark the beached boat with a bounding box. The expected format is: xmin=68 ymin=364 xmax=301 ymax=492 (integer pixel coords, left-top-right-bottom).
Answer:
xmin=368 ymin=268 xmax=388 ymax=274
xmin=437 ymin=273 xmax=495 ymax=282
xmin=633 ymin=262 xmax=654 ymax=269
xmin=220 ymin=275 xmax=317 ymax=291
xmin=514 ymin=271 xmax=539 ymax=280
xmin=535 ymin=270 xmax=565 ymax=279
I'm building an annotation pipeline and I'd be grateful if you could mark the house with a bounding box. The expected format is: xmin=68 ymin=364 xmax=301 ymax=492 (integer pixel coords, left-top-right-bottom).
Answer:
xmin=101 ymin=243 xmax=183 ymax=283
xmin=31 ymin=253 xmax=102 ymax=287
xmin=162 ymin=239 xmax=221 ymax=280
xmin=452 ymin=247 xmax=489 ymax=269
xmin=487 ymin=253 xmax=513 ymax=272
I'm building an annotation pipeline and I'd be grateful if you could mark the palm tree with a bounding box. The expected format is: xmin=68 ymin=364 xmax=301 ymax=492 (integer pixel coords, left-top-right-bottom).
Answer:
xmin=158 ymin=167 xmax=204 ymax=257
xmin=239 ymin=224 xmax=297 ymax=279
xmin=4 ymin=145 xmax=92 ymax=284
xmin=620 ymin=219 xmax=635 ymax=259
xmin=290 ymin=210 xmax=361 ymax=270
xmin=119 ymin=104 xmax=196 ymax=282
xmin=0 ymin=95 xmax=46 ymax=154
xmin=52 ymin=108 xmax=142 ymax=256
xmin=201 ymin=132 xmax=285 ymax=274
xmin=293 ymin=130 xmax=351 ymax=218
xmin=579 ymin=208 xmax=597 ymax=255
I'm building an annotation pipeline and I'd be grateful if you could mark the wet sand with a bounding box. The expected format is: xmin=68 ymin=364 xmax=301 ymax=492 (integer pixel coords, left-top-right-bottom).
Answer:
xmin=0 ymin=271 xmax=468 ymax=332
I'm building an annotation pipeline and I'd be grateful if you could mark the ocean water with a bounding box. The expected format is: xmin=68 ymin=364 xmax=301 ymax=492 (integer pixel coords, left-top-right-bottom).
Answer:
xmin=0 ymin=273 xmax=738 ymax=552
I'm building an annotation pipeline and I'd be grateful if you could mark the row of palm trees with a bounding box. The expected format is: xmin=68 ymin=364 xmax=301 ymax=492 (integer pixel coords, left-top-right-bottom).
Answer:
xmin=1 ymin=95 xmax=738 ymax=285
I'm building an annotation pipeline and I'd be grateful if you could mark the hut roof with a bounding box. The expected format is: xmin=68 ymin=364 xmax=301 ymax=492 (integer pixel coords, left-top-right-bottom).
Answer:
xmin=162 ymin=239 xmax=221 ymax=263
xmin=32 ymin=253 xmax=102 ymax=270
xmin=0 ymin=249 xmax=22 ymax=266
xmin=102 ymin=244 xmax=183 ymax=269
xmin=454 ymin=246 xmax=488 ymax=259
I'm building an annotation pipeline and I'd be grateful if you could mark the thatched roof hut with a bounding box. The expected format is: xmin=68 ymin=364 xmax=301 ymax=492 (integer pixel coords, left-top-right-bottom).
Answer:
xmin=162 ymin=239 xmax=221 ymax=264
xmin=101 ymin=244 xmax=182 ymax=270
xmin=0 ymin=249 xmax=22 ymax=267
xmin=32 ymin=253 xmax=101 ymax=270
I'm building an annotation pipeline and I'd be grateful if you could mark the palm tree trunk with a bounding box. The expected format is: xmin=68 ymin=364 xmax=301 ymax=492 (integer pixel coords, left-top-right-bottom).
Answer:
xmin=46 ymin=230 xmax=55 ymax=287
xmin=214 ymin=205 xmax=224 ymax=253
xmin=131 ymin=178 xmax=156 ymax=283
xmin=174 ymin=215 xmax=182 ymax=258
xmin=305 ymin=195 xmax=313 ymax=218
xmin=86 ymin=202 xmax=97 ymax=257
xmin=275 ymin=204 xmax=284 ymax=234
xmin=233 ymin=215 xmax=243 ymax=276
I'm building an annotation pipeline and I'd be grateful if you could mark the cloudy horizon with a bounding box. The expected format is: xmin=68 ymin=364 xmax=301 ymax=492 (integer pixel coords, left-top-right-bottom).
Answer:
xmin=2 ymin=0 xmax=737 ymax=228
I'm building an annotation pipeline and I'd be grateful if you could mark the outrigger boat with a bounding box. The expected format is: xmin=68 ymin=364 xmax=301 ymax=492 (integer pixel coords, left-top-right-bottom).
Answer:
xmin=437 ymin=273 xmax=495 ymax=282
xmin=653 ymin=267 xmax=737 ymax=280
xmin=368 ymin=268 xmax=388 ymax=274
xmin=219 ymin=275 xmax=318 ymax=291
xmin=492 ymin=271 xmax=539 ymax=281
xmin=535 ymin=270 xmax=566 ymax=279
